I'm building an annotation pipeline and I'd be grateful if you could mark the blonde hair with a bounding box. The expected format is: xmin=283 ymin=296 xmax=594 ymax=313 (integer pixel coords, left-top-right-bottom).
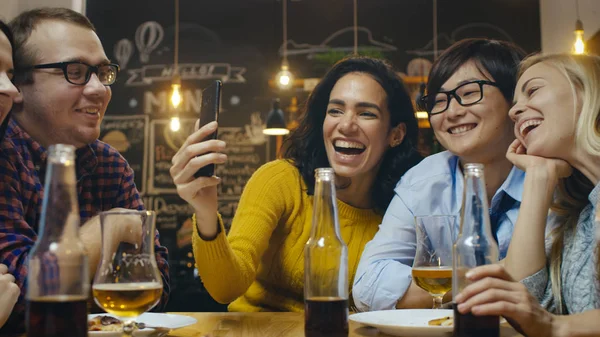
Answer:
xmin=517 ymin=53 xmax=600 ymax=313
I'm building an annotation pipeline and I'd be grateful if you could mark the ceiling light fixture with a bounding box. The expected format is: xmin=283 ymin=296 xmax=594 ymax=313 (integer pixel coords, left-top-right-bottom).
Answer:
xmin=263 ymin=98 xmax=290 ymax=136
xmin=170 ymin=0 xmax=182 ymax=131
xmin=572 ymin=0 xmax=585 ymax=55
xmin=276 ymin=0 xmax=293 ymax=90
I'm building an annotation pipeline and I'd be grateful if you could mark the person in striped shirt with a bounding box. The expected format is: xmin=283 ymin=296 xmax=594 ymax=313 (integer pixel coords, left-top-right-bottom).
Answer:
xmin=0 ymin=8 xmax=170 ymax=333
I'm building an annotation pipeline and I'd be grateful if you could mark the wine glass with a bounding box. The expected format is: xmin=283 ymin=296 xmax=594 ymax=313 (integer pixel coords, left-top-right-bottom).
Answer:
xmin=92 ymin=210 xmax=163 ymax=336
xmin=411 ymin=215 xmax=456 ymax=309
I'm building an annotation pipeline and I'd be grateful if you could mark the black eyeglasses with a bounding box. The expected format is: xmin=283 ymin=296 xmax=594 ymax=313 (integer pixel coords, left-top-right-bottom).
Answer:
xmin=421 ymin=80 xmax=499 ymax=115
xmin=19 ymin=61 xmax=119 ymax=86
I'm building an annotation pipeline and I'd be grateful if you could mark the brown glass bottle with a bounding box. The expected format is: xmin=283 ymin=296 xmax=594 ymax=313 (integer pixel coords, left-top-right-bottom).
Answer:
xmin=453 ymin=303 xmax=499 ymax=337
xmin=27 ymin=296 xmax=88 ymax=337
xmin=453 ymin=164 xmax=499 ymax=337
xmin=26 ymin=144 xmax=89 ymax=337
xmin=305 ymin=297 xmax=348 ymax=337
xmin=304 ymin=168 xmax=349 ymax=337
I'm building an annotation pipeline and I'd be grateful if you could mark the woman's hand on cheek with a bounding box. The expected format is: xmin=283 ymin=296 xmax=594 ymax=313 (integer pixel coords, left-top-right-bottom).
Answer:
xmin=454 ymin=264 xmax=554 ymax=337
xmin=506 ymin=139 xmax=572 ymax=181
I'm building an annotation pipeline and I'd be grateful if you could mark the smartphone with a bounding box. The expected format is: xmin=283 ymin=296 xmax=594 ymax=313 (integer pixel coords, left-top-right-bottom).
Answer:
xmin=194 ymin=80 xmax=222 ymax=178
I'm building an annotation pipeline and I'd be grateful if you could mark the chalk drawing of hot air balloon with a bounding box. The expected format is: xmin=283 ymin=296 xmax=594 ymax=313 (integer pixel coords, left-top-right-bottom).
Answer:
xmin=114 ymin=39 xmax=133 ymax=70
xmin=135 ymin=21 xmax=164 ymax=63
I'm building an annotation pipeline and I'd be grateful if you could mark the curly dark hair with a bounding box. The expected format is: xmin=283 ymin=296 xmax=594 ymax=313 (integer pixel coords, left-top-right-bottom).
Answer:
xmin=284 ymin=56 xmax=422 ymax=214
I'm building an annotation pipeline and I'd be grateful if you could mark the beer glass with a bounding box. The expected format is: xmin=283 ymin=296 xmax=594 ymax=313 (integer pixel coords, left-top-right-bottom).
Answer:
xmin=92 ymin=210 xmax=163 ymax=336
xmin=411 ymin=215 xmax=456 ymax=309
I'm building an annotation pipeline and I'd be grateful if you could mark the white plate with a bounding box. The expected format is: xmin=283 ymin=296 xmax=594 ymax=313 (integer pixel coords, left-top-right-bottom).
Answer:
xmin=88 ymin=313 xmax=197 ymax=337
xmin=349 ymin=309 xmax=519 ymax=337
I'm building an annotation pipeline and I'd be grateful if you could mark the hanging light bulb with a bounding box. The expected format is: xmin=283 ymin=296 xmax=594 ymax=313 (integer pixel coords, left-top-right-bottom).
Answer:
xmin=170 ymin=116 xmax=181 ymax=132
xmin=171 ymin=74 xmax=182 ymax=109
xmin=573 ymin=19 xmax=585 ymax=55
xmin=572 ymin=0 xmax=585 ymax=55
xmin=171 ymin=83 xmax=182 ymax=108
xmin=276 ymin=0 xmax=294 ymax=91
xmin=276 ymin=64 xmax=293 ymax=90
xmin=170 ymin=0 xmax=182 ymax=128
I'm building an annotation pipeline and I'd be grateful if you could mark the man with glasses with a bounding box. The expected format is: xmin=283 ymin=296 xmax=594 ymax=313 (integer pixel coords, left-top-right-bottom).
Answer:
xmin=0 ymin=8 xmax=170 ymax=332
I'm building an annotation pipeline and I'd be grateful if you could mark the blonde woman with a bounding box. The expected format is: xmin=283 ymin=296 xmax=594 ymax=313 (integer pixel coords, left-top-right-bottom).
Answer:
xmin=455 ymin=53 xmax=600 ymax=336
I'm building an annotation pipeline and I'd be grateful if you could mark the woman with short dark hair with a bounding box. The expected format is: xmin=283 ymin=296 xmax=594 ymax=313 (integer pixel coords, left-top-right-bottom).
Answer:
xmin=170 ymin=56 xmax=421 ymax=311
xmin=354 ymin=38 xmax=527 ymax=311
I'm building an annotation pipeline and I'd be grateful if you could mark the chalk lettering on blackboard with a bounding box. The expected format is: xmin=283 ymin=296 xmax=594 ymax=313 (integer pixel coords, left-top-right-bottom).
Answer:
xmin=126 ymin=63 xmax=246 ymax=87
xmin=114 ymin=39 xmax=134 ymax=70
xmin=144 ymin=88 xmax=202 ymax=115
xmin=135 ymin=21 xmax=164 ymax=63
xmin=152 ymin=196 xmax=196 ymax=215
xmin=100 ymin=115 xmax=149 ymax=194
xmin=143 ymin=196 xmax=195 ymax=244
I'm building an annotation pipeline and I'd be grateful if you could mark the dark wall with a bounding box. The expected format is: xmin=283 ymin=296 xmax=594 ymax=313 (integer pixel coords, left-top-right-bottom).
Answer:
xmin=86 ymin=0 xmax=540 ymax=311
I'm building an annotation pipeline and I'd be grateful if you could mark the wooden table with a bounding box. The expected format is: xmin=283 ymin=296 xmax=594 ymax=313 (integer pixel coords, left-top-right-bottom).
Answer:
xmin=165 ymin=312 xmax=523 ymax=337
xmin=9 ymin=312 xmax=521 ymax=337
xmin=166 ymin=312 xmax=383 ymax=337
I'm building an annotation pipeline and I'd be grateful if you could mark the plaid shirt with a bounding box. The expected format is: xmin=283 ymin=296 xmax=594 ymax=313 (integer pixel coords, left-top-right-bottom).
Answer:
xmin=0 ymin=118 xmax=170 ymax=332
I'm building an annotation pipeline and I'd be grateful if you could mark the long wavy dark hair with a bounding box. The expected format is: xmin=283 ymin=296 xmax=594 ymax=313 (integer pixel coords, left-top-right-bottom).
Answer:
xmin=284 ymin=56 xmax=421 ymax=214
xmin=0 ymin=19 xmax=15 ymax=140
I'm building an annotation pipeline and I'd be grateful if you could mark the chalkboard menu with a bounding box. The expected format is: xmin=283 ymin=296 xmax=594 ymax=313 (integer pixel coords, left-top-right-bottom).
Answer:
xmin=99 ymin=115 xmax=149 ymax=194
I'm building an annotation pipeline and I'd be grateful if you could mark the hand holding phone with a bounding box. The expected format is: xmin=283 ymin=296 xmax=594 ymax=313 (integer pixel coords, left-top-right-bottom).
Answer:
xmin=194 ymin=80 xmax=222 ymax=178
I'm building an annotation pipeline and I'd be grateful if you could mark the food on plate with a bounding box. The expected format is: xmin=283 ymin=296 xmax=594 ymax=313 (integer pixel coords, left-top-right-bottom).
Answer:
xmin=88 ymin=315 xmax=140 ymax=332
xmin=428 ymin=316 xmax=453 ymax=326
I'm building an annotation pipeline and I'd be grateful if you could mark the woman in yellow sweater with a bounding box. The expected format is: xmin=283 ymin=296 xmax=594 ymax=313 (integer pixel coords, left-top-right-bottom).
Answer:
xmin=169 ymin=56 xmax=422 ymax=311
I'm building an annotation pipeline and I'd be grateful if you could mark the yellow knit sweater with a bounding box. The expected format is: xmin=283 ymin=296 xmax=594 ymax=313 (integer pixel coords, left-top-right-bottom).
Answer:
xmin=192 ymin=159 xmax=382 ymax=312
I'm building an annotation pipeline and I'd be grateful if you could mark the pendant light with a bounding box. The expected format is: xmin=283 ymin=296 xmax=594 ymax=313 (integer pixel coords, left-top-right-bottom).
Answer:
xmin=572 ymin=0 xmax=585 ymax=54
xmin=170 ymin=0 xmax=182 ymax=131
xmin=275 ymin=0 xmax=293 ymax=90
xmin=263 ymin=98 xmax=290 ymax=136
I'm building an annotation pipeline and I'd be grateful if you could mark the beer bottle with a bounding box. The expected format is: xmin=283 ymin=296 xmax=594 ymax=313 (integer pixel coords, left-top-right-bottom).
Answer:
xmin=453 ymin=163 xmax=500 ymax=337
xmin=26 ymin=144 xmax=89 ymax=337
xmin=304 ymin=168 xmax=348 ymax=337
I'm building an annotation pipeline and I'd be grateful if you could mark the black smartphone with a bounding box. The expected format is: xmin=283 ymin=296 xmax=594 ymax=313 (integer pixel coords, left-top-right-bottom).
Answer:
xmin=194 ymin=80 xmax=222 ymax=178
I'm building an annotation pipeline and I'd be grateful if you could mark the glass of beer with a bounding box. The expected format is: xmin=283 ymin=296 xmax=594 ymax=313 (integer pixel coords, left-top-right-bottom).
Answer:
xmin=92 ymin=210 xmax=163 ymax=336
xmin=411 ymin=215 xmax=456 ymax=309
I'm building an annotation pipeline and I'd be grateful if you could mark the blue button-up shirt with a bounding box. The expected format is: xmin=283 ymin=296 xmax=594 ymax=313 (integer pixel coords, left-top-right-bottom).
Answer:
xmin=352 ymin=151 xmax=524 ymax=312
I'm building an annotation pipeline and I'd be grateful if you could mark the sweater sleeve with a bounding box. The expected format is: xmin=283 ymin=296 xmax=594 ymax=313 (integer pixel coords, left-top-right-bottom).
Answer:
xmin=521 ymin=265 xmax=557 ymax=313
xmin=192 ymin=160 xmax=297 ymax=304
